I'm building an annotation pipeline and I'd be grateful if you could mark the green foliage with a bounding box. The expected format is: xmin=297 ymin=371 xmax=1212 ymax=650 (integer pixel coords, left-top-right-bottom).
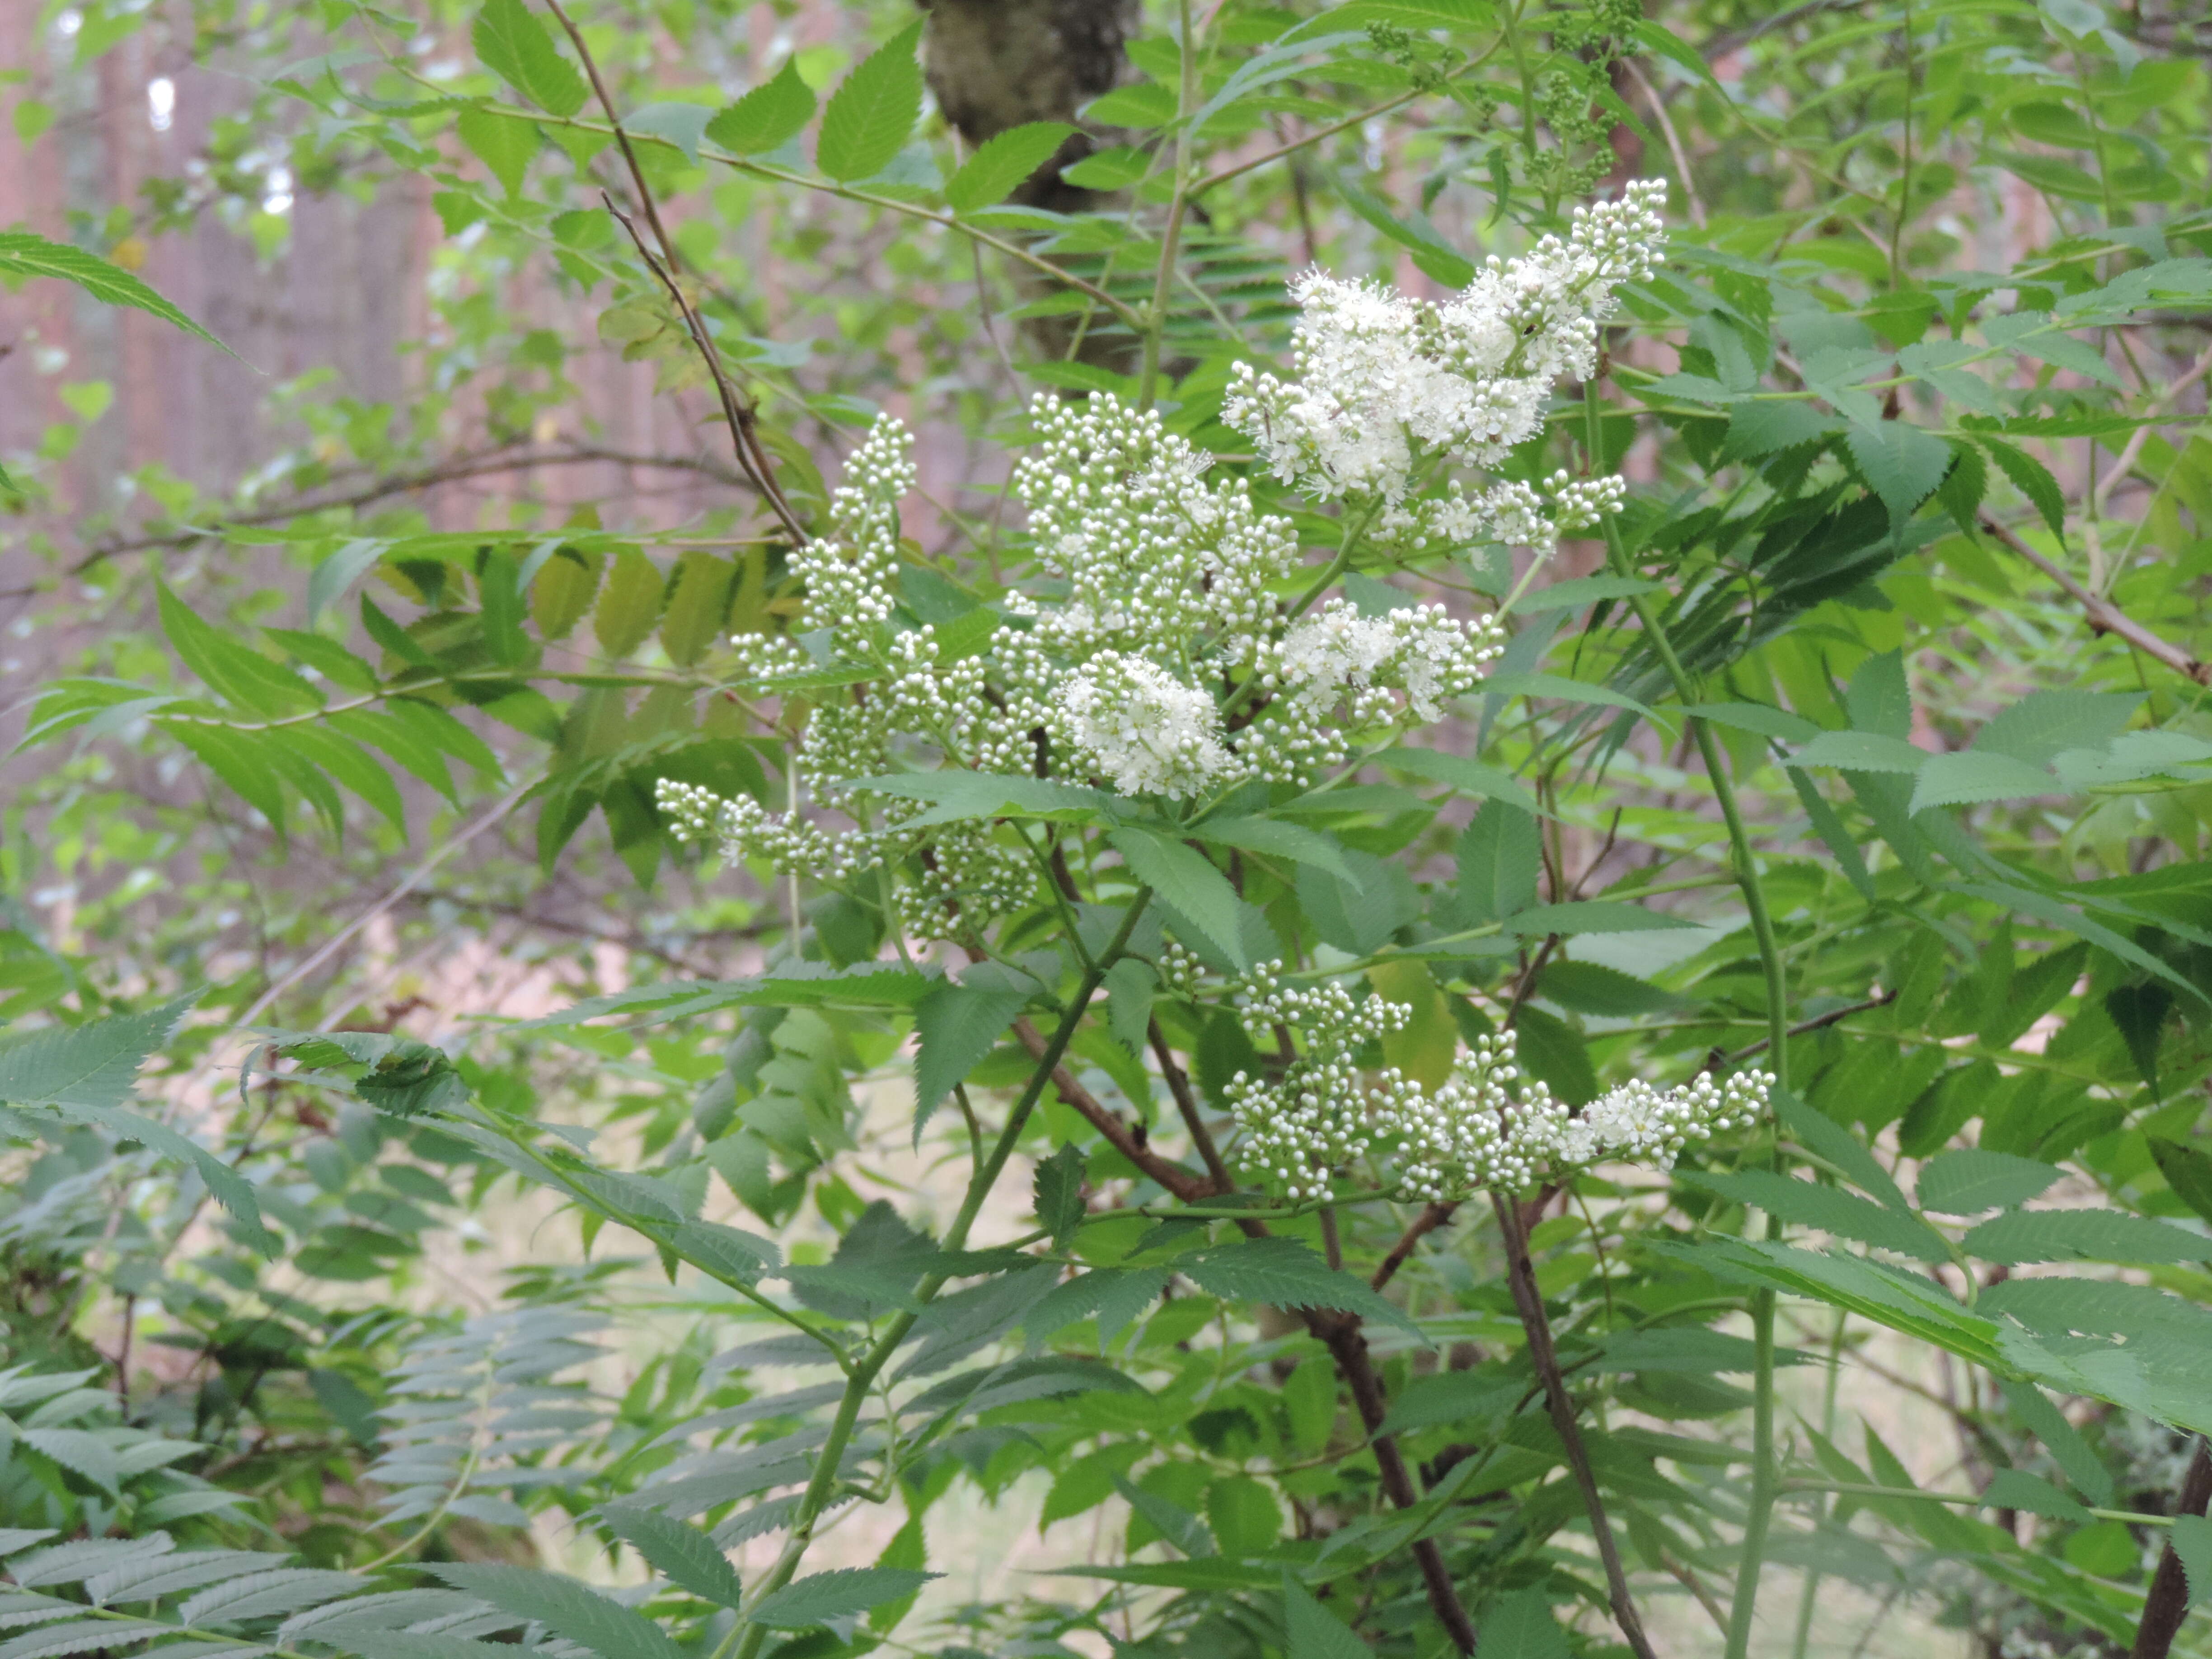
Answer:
xmin=8 ymin=0 xmax=2212 ymax=1654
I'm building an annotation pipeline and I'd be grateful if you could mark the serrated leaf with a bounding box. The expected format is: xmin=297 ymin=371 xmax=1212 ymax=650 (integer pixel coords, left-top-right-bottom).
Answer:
xmin=1979 ymin=437 xmax=2067 ymax=541
xmin=1189 ymin=816 xmax=1353 ymax=881
xmin=1453 ymin=803 xmax=1538 ymax=923
xmin=1843 ymin=417 xmax=1951 ymax=524
xmin=1936 ymin=438 xmax=1988 ymax=536
xmin=1791 ymin=730 xmax=1929 ymax=773
xmin=815 ymin=22 xmax=923 ymax=183
xmin=1651 ymin=1237 xmax=2001 ymax=1365
xmin=667 ymin=1219 xmax=783 ymax=1284
xmin=0 ymin=994 xmax=197 ymax=1110
xmin=660 ymin=551 xmax=735 ymax=667
xmin=19 ymin=1431 xmax=117 ymax=1494
xmin=1110 ymin=828 xmax=1248 ymax=971
xmin=158 ymin=584 xmax=320 ymax=717
xmin=1975 ymin=690 xmax=2140 ymax=768
xmin=7 ymin=1539 xmax=172 ymax=1590
xmin=1471 ymin=1589 xmax=1570 ymax=1657
xmin=471 ymin=0 xmax=586 ymax=117
xmin=1176 ymin=1239 xmax=1421 ymax=1341
xmin=0 ymin=231 xmax=232 ymax=355
xmin=750 ymin=1568 xmax=940 ymax=1631
xmin=595 ymin=550 xmax=667 ymax=658
xmin=913 ymin=981 xmax=1026 ymax=1139
xmin=1283 ymin=1575 xmax=1362 ymax=1659
xmin=1113 ymin=1473 xmax=1214 ymax=1558
xmin=424 ymin=1566 xmax=683 ymax=1659
xmin=1982 ymin=1468 xmax=2090 ymax=1525
xmin=1963 ymin=1208 xmax=2212 ymax=1266
xmin=2150 ymin=1137 xmax=2212 ymax=1227
xmin=1915 ymin=1149 xmax=2061 ymax=1214
xmin=1104 ymin=957 xmax=1156 ymax=1056
xmin=1679 ymin=1171 xmax=1948 ymax=1260
xmin=2171 ymin=1513 xmax=2212 ymax=1608
xmin=945 ymin=122 xmax=1074 ymax=213
xmin=87 ymin=1551 xmax=282 ymax=1606
xmin=178 ymin=1568 xmax=366 ymax=1625
xmin=853 ymin=771 xmax=1115 ymax=828
xmin=457 ymin=107 xmax=537 ymax=196
xmin=705 ymin=59 xmax=817 ymax=154
xmin=597 ymin=1509 xmax=743 ymax=1608
xmin=0 ymin=1619 xmax=167 ymax=1659
xmin=1032 ymin=1143 xmax=1087 ymax=1248
xmin=1907 ymin=750 xmax=2057 ymax=813
xmin=320 ymin=1636 xmax=530 ymax=1659
xmin=1775 ymin=1089 xmax=1911 ymax=1214
xmin=1374 ymin=748 xmax=1541 ymax=813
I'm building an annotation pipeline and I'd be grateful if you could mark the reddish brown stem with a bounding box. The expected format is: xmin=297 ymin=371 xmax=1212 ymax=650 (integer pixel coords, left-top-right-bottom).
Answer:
xmin=1304 ymin=1309 xmax=1481 ymax=1654
xmin=1373 ymin=1202 xmax=1459 ymax=1291
xmin=1491 ymin=1189 xmax=1658 ymax=1659
xmin=1150 ymin=1020 xmax=1234 ymax=1190
xmin=1011 ymin=1017 xmax=1214 ymax=1201
xmin=2132 ymin=1437 xmax=2212 ymax=1659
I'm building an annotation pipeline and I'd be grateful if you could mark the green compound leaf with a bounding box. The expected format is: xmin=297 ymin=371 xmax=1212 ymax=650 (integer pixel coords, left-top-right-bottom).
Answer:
xmin=912 ymin=981 xmax=1027 ymax=1139
xmin=1916 ymin=1149 xmax=2062 ymax=1215
xmin=595 ymin=1508 xmax=744 ymax=1608
xmin=945 ymin=121 xmax=1074 ymax=213
xmin=471 ymin=0 xmax=587 ymax=117
xmin=1110 ymin=827 xmax=1249 ymax=971
xmin=1033 ymin=1143 xmax=1087 ymax=1248
xmin=0 ymin=230 xmax=235 ymax=356
xmin=0 ymin=993 xmax=198 ymax=1111
xmin=426 ymin=1565 xmax=684 ymax=1659
xmin=1176 ymin=1239 xmax=1423 ymax=1342
xmin=704 ymin=59 xmax=816 ymax=155
xmin=814 ymin=21 xmax=923 ymax=183
xmin=750 ymin=1568 xmax=941 ymax=1631
xmin=1963 ymin=1208 xmax=2212 ymax=1266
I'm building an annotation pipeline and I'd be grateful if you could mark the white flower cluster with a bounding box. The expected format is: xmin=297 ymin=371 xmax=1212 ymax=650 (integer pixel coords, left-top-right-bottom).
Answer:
xmin=1063 ymin=651 xmax=1237 ymax=798
xmin=1226 ymin=1012 xmax=1769 ymax=1203
xmin=656 ymin=416 xmax=1038 ymax=941
xmin=658 ymin=184 xmax=1669 ymax=954
xmin=1225 ymin=179 xmax=1665 ymax=553
xmin=1224 ymin=961 xmax=1413 ymax=1200
xmin=1387 ymin=1035 xmax=1770 ymax=1199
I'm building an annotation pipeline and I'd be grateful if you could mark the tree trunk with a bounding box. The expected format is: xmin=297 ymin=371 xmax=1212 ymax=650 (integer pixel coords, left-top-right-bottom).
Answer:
xmin=917 ymin=0 xmax=1141 ymax=366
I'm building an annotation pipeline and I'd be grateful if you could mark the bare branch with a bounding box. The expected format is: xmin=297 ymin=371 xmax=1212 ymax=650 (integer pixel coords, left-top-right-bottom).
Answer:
xmin=1982 ymin=516 xmax=2210 ymax=686
xmin=539 ymin=0 xmax=811 ymax=547
xmin=1491 ymin=1189 xmax=1658 ymax=1659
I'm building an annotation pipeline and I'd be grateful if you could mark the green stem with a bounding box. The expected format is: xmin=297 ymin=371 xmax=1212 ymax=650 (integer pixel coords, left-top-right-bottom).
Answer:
xmin=1788 ymin=1308 xmax=1849 ymax=1659
xmin=722 ymin=891 xmax=1153 ymax=1659
xmin=1137 ymin=0 xmax=1201 ymax=409
xmin=1782 ymin=1480 xmax=2175 ymax=1528
xmin=1584 ymin=384 xmax=1789 ymax=1659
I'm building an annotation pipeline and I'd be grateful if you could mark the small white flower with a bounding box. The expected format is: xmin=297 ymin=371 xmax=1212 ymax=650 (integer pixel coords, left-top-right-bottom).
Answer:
xmin=1064 ymin=651 xmax=1237 ymax=798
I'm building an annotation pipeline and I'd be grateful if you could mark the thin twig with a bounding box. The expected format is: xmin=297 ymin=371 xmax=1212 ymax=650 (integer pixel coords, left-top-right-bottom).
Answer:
xmin=1717 ymin=989 xmax=1895 ymax=1068
xmin=1981 ymin=515 xmax=2210 ymax=685
xmin=1011 ymin=1017 xmax=1214 ymax=1201
xmin=1372 ymin=1202 xmax=1459 ymax=1292
xmin=539 ymin=0 xmax=809 ymax=547
xmin=1492 ymin=1189 xmax=1658 ymax=1659
xmin=1619 ymin=56 xmax=1707 ymax=229
xmin=2093 ymin=339 xmax=2212 ymax=518
xmin=1303 ymin=1309 xmax=1482 ymax=1654
xmin=1149 ymin=1019 xmax=1234 ymax=1190
xmin=42 ymin=445 xmax=753 ymax=580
